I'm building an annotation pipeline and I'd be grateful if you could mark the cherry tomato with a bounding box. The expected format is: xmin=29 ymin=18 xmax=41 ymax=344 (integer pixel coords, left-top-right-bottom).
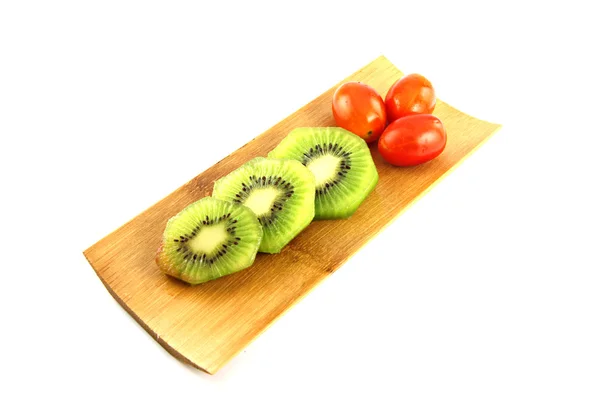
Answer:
xmin=385 ymin=73 xmax=436 ymax=123
xmin=332 ymin=82 xmax=387 ymax=143
xmin=378 ymin=114 xmax=446 ymax=167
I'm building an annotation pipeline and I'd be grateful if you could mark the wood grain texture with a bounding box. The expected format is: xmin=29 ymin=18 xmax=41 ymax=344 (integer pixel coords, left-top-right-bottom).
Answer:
xmin=83 ymin=56 xmax=501 ymax=374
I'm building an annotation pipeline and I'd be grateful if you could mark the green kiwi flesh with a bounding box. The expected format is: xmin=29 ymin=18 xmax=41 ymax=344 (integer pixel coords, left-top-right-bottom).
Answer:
xmin=156 ymin=197 xmax=262 ymax=285
xmin=212 ymin=157 xmax=315 ymax=253
xmin=268 ymin=127 xmax=378 ymax=219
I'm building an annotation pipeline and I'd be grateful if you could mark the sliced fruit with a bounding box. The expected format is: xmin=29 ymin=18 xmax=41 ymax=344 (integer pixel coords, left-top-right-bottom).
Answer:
xmin=212 ymin=157 xmax=315 ymax=253
xmin=268 ymin=127 xmax=378 ymax=219
xmin=156 ymin=197 xmax=263 ymax=285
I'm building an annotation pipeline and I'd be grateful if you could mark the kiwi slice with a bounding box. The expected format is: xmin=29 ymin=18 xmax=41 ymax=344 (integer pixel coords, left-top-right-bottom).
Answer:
xmin=212 ymin=157 xmax=315 ymax=253
xmin=268 ymin=127 xmax=378 ymax=219
xmin=155 ymin=197 xmax=262 ymax=285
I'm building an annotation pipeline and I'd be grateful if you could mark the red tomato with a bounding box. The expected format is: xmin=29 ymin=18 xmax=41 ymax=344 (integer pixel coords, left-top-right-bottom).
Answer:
xmin=385 ymin=73 xmax=436 ymax=123
xmin=378 ymin=114 xmax=446 ymax=167
xmin=332 ymin=82 xmax=387 ymax=143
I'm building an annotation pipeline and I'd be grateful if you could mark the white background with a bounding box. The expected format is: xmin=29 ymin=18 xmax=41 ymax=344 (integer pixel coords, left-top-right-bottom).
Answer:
xmin=1 ymin=1 xmax=599 ymax=399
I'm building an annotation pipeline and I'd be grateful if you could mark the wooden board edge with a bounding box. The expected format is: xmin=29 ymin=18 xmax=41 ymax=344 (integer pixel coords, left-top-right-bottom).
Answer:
xmin=82 ymin=250 xmax=216 ymax=375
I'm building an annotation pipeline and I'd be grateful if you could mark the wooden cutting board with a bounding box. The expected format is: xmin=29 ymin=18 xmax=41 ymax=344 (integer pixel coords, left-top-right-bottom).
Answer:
xmin=84 ymin=55 xmax=501 ymax=374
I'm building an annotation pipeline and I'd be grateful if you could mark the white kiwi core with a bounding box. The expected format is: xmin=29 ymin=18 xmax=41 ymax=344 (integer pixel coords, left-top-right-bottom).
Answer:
xmin=306 ymin=154 xmax=340 ymax=187
xmin=188 ymin=224 xmax=228 ymax=254
xmin=244 ymin=187 xmax=280 ymax=216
